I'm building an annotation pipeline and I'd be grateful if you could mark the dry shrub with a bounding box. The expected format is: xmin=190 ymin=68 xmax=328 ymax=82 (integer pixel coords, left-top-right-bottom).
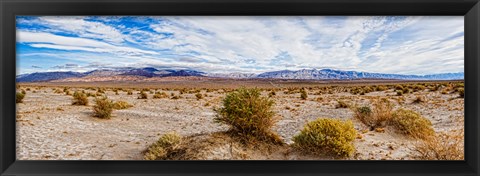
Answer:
xmin=72 ymin=91 xmax=89 ymax=105
xmin=153 ymin=92 xmax=168 ymax=99
xmin=335 ymin=100 xmax=349 ymax=109
xmin=127 ymin=90 xmax=133 ymax=95
xmin=93 ymin=96 xmax=114 ymax=119
xmin=292 ymin=118 xmax=357 ymax=157
xmin=214 ymin=87 xmax=282 ymax=145
xmin=144 ymin=132 xmax=182 ymax=160
xmin=352 ymin=98 xmax=393 ymax=129
xmin=413 ymin=130 xmax=464 ymax=160
xmin=390 ymin=108 xmax=435 ymax=140
xmin=457 ymin=88 xmax=464 ymax=98
xmin=396 ymin=90 xmax=403 ymax=96
xmin=412 ymin=96 xmax=426 ymax=104
xmin=16 ymin=92 xmax=25 ymax=103
xmin=195 ymin=93 xmax=203 ymax=100
xmin=300 ymin=89 xmax=308 ymax=100
xmin=112 ymin=101 xmax=133 ymax=110
xmin=138 ymin=91 xmax=148 ymax=99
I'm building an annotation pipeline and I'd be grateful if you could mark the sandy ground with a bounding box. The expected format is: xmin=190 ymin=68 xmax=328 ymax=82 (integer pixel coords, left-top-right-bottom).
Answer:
xmin=16 ymin=85 xmax=464 ymax=160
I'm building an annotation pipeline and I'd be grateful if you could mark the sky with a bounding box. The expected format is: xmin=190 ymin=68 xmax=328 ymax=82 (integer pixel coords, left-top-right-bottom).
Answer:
xmin=16 ymin=16 xmax=464 ymax=75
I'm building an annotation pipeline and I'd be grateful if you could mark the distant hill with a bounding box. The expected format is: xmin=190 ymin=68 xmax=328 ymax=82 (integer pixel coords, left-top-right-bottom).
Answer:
xmin=16 ymin=67 xmax=464 ymax=82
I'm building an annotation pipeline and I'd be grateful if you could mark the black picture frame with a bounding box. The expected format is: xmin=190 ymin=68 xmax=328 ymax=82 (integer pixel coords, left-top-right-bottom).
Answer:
xmin=1 ymin=0 xmax=479 ymax=176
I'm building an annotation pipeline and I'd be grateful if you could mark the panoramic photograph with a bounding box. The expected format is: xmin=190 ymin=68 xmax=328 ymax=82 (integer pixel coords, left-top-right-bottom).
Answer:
xmin=15 ymin=16 xmax=464 ymax=160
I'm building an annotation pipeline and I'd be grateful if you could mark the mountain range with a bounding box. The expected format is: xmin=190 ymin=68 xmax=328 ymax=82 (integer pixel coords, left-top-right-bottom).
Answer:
xmin=16 ymin=67 xmax=464 ymax=82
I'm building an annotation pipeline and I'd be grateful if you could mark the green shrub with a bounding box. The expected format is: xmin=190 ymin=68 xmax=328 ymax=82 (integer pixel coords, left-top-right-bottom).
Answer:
xmin=72 ymin=91 xmax=89 ymax=105
xmin=391 ymin=109 xmax=435 ymax=140
xmin=214 ymin=87 xmax=281 ymax=144
xmin=112 ymin=101 xmax=133 ymax=110
xmin=300 ymin=89 xmax=308 ymax=100
xmin=16 ymin=92 xmax=25 ymax=103
xmin=138 ymin=91 xmax=148 ymax=99
xmin=144 ymin=132 xmax=182 ymax=160
xmin=93 ymin=96 xmax=114 ymax=119
xmin=353 ymin=106 xmax=372 ymax=125
xmin=292 ymin=118 xmax=357 ymax=157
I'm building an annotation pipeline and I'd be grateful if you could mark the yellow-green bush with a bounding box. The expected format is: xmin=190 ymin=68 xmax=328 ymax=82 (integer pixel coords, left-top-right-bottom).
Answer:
xmin=16 ymin=92 xmax=25 ymax=103
xmin=93 ymin=96 xmax=114 ymax=119
xmin=292 ymin=118 xmax=357 ymax=157
xmin=112 ymin=101 xmax=133 ymax=110
xmin=72 ymin=91 xmax=89 ymax=105
xmin=144 ymin=132 xmax=182 ymax=160
xmin=391 ymin=109 xmax=435 ymax=139
xmin=214 ymin=87 xmax=281 ymax=144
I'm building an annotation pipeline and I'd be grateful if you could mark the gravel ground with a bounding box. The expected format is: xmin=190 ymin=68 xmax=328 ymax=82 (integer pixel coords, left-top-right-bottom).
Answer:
xmin=16 ymin=86 xmax=464 ymax=160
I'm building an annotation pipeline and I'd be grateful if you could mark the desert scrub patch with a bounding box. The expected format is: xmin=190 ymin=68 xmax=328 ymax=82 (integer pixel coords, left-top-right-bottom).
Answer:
xmin=144 ymin=132 xmax=183 ymax=160
xmin=72 ymin=91 xmax=89 ymax=106
xmin=195 ymin=93 xmax=203 ymax=100
xmin=16 ymin=92 xmax=25 ymax=103
xmin=214 ymin=87 xmax=282 ymax=145
xmin=352 ymin=98 xmax=393 ymax=129
xmin=412 ymin=96 xmax=426 ymax=104
xmin=413 ymin=130 xmax=464 ymax=160
xmin=391 ymin=109 xmax=435 ymax=140
xmin=300 ymin=89 xmax=308 ymax=100
xmin=268 ymin=91 xmax=276 ymax=97
xmin=153 ymin=92 xmax=168 ymax=99
xmin=292 ymin=118 xmax=357 ymax=157
xmin=335 ymin=100 xmax=349 ymax=109
xmin=138 ymin=91 xmax=148 ymax=99
xmin=93 ymin=96 xmax=114 ymax=119
xmin=457 ymin=88 xmax=464 ymax=98
xmin=127 ymin=90 xmax=133 ymax=95
xmin=396 ymin=90 xmax=403 ymax=96
xmin=112 ymin=101 xmax=133 ymax=110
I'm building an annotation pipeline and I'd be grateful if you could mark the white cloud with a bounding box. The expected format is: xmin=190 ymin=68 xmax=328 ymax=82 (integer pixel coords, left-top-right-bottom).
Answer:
xmin=16 ymin=16 xmax=464 ymax=75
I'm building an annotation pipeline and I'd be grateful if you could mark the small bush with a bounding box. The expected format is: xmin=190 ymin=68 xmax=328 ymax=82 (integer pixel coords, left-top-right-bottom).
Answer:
xmin=127 ymin=90 xmax=133 ymax=95
xmin=391 ymin=109 xmax=435 ymax=140
xmin=412 ymin=96 xmax=426 ymax=104
xmin=144 ymin=132 xmax=182 ymax=160
xmin=413 ymin=130 xmax=464 ymax=160
xmin=93 ymin=96 xmax=114 ymax=119
xmin=300 ymin=89 xmax=308 ymax=100
xmin=112 ymin=101 xmax=133 ymax=110
xmin=335 ymin=100 xmax=349 ymax=109
xmin=396 ymin=90 xmax=403 ymax=96
xmin=153 ymin=92 xmax=168 ymax=99
xmin=16 ymin=92 xmax=25 ymax=103
xmin=72 ymin=91 xmax=89 ymax=105
xmin=292 ymin=118 xmax=357 ymax=157
xmin=138 ymin=91 xmax=148 ymax=99
xmin=214 ymin=87 xmax=281 ymax=144
xmin=353 ymin=98 xmax=393 ymax=128
xmin=457 ymin=88 xmax=464 ymax=98
xmin=21 ymin=89 xmax=26 ymax=95
xmin=268 ymin=91 xmax=276 ymax=97
xmin=195 ymin=93 xmax=203 ymax=100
